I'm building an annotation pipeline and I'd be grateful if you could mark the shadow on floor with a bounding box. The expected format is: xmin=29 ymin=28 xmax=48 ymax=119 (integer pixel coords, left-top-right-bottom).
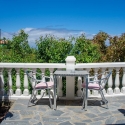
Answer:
xmin=29 ymin=98 xmax=104 ymax=107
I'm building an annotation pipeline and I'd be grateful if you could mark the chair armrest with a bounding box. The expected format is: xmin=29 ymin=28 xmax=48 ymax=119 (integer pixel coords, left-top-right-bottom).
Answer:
xmin=44 ymin=76 xmax=53 ymax=81
xmin=88 ymin=71 xmax=110 ymax=79
xmin=36 ymin=72 xmax=53 ymax=81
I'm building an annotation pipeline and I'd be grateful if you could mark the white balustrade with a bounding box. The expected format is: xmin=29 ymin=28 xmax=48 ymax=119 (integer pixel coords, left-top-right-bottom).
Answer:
xmin=32 ymin=69 xmax=37 ymax=97
xmin=107 ymin=68 xmax=113 ymax=95
xmin=40 ymin=68 xmax=46 ymax=97
xmin=15 ymin=68 xmax=21 ymax=96
xmin=57 ymin=76 xmax=63 ymax=97
xmin=0 ymin=56 xmax=125 ymax=100
xmin=23 ymin=69 xmax=29 ymax=96
xmin=77 ymin=68 xmax=84 ymax=97
xmin=92 ymin=68 xmax=99 ymax=96
xmin=77 ymin=76 xmax=82 ymax=97
xmin=49 ymin=68 xmax=54 ymax=98
xmin=86 ymin=68 xmax=91 ymax=97
xmin=0 ymin=68 xmax=4 ymax=96
xmin=101 ymin=69 xmax=106 ymax=95
xmin=121 ymin=68 xmax=125 ymax=94
xmin=114 ymin=68 xmax=120 ymax=94
xmin=8 ymin=69 xmax=13 ymax=96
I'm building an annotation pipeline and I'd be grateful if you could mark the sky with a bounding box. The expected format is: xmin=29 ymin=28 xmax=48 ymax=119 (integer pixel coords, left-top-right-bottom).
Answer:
xmin=0 ymin=0 xmax=125 ymax=47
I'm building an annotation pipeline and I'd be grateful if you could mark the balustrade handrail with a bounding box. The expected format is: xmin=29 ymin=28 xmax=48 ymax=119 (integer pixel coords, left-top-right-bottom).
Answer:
xmin=0 ymin=63 xmax=66 ymax=68
xmin=76 ymin=62 xmax=125 ymax=68
xmin=1 ymin=62 xmax=125 ymax=69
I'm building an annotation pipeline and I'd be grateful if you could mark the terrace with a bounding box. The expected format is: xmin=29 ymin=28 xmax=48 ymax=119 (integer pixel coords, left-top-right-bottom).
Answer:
xmin=0 ymin=56 xmax=125 ymax=125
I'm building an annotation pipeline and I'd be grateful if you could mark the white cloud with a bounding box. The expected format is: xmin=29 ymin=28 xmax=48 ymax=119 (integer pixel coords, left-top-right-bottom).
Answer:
xmin=1 ymin=27 xmax=94 ymax=47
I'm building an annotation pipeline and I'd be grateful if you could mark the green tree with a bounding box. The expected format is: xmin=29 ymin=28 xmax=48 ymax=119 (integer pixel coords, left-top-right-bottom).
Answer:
xmin=36 ymin=35 xmax=73 ymax=63
xmin=104 ymin=33 xmax=125 ymax=62
xmin=70 ymin=34 xmax=101 ymax=63
xmin=0 ymin=30 xmax=36 ymax=63
xmin=92 ymin=31 xmax=109 ymax=62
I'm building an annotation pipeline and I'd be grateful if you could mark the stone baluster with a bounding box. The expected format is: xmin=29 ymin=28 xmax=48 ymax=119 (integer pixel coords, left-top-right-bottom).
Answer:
xmin=56 ymin=68 xmax=63 ymax=97
xmin=7 ymin=69 xmax=13 ymax=96
xmin=32 ymin=69 xmax=37 ymax=97
xmin=121 ymin=68 xmax=125 ymax=94
xmin=114 ymin=68 xmax=120 ymax=94
xmin=40 ymin=68 xmax=46 ymax=97
xmin=77 ymin=68 xmax=83 ymax=97
xmin=77 ymin=75 xmax=82 ymax=97
xmin=49 ymin=68 xmax=54 ymax=98
xmin=92 ymin=68 xmax=99 ymax=96
xmin=57 ymin=76 xmax=63 ymax=97
xmin=86 ymin=68 xmax=91 ymax=97
xmin=65 ymin=56 xmax=76 ymax=99
xmin=15 ymin=68 xmax=21 ymax=96
xmin=107 ymin=69 xmax=113 ymax=95
xmin=23 ymin=69 xmax=29 ymax=96
xmin=0 ymin=68 xmax=4 ymax=96
xmin=101 ymin=69 xmax=107 ymax=95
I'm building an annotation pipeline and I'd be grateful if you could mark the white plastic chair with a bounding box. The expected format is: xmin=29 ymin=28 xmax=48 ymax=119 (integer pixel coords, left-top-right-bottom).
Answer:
xmin=26 ymin=70 xmax=54 ymax=108
xmin=82 ymin=71 xmax=112 ymax=109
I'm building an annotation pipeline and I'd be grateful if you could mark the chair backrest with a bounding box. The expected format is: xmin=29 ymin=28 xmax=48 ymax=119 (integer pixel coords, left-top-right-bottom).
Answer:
xmin=26 ymin=70 xmax=36 ymax=84
xmin=101 ymin=71 xmax=112 ymax=87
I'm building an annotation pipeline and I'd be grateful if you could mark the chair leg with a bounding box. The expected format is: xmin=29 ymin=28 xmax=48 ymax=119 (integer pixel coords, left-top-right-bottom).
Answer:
xmin=82 ymin=88 xmax=85 ymax=109
xmin=48 ymin=89 xmax=53 ymax=109
xmin=99 ymin=90 xmax=108 ymax=109
xmin=27 ymin=89 xmax=37 ymax=107
xmin=28 ymin=92 xmax=34 ymax=107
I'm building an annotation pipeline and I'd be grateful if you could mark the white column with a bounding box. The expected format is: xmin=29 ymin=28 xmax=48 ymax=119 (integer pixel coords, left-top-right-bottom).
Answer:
xmin=65 ymin=56 xmax=76 ymax=99
xmin=15 ymin=68 xmax=22 ymax=96
xmin=40 ymin=68 xmax=46 ymax=97
xmin=7 ymin=69 xmax=13 ymax=95
xmin=32 ymin=69 xmax=37 ymax=97
xmin=114 ymin=68 xmax=120 ymax=94
xmin=92 ymin=68 xmax=99 ymax=96
xmin=107 ymin=69 xmax=113 ymax=95
xmin=57 ymin=68 xmax=63 ymax=97
xmin=121 ymin=68 xmax=125 ymax=94
xmin=86 ymin=68 xmax=91 ymax=97
xmin=0 ymin=68 xmax=4 ymax=96
xmin=101 ymin=69 xmax=106 ymax=95
xmin=77 ymin=69 xmax=84 ymax=97
xmin=77 ymin=76 xmax=82 ymax=96
xmin=23 ymin=69 xmax=29 ymax=96
xmin=49 ymin=68 xmax=54 ymax=98
xmin=57 ymin=76 xmax=63 ymax=97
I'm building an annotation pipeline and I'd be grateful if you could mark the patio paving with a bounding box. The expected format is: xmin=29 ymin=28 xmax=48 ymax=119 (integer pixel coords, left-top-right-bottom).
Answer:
xmin=1 ymin=96 xmax=125 ymax=125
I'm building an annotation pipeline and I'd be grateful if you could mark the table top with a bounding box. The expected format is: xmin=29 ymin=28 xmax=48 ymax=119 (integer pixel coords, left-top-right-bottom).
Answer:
xmin=54 ymin=70 xmax=88 ymax=76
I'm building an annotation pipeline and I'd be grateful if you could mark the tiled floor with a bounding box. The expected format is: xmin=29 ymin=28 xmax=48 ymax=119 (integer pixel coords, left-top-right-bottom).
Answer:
xmin=1 ymin=96 xmax=125 ymax=125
